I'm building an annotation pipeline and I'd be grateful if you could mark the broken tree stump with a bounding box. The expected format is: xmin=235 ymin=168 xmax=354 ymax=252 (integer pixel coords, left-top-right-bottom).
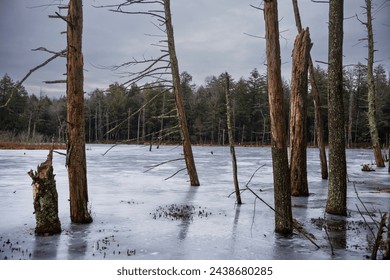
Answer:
xmin=28 ymin=150 xmax=61 ymax=235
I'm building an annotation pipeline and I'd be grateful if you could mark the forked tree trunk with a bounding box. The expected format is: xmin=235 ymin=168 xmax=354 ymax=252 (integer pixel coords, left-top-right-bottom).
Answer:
xmin=292 ymin=0 xmax=328 ymax=180
xmin=264 ymin=0 xmax=293 ymax=234
xmin=290 ymin=28 xmax=311 ymax=196
xmin=365 ymin=0 xmax=385 ymax=167
xmin=28 ymin=150 xmax=61 ymax=235
xmin=66 ymin=0 xmax=92 ymax=223
xmin=164 ymin=0 xmax=200 ymax=186
xmin=326 ymin=0 xmax=347 ymax=216
xmin=225 ymin=73 xmax=242 ymax=204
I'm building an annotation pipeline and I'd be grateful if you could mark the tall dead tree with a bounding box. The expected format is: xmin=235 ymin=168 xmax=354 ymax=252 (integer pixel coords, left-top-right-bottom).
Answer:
xmin=66 ymin=0 xmax=92 ymax=223
xmin=292 ymin=0 xmax=328 ymax=180
xmin=289 ymin=28 xmax=311 ymax=196
xmin=263 ymin=0 xmax=293 ymax=234
xmin=326 ymin=0 xmax=347 ymax=216
xmin=360 ymin=0 xmax=385 ymax=167
xmin=225 ymin=72 xmax=242 ymax=205
xmin=164 ymin=0 xmax=199 ymax=186
xmin=102 ymin=0 xmax=200 ymax=186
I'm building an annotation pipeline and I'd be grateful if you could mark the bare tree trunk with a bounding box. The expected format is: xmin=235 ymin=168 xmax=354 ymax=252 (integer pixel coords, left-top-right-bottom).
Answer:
xmin=94 ymin=108 xmax=98 ymax=142
xmin=326 ymin=0 xmax=347 ymax=216
xmin=225 ymin=73 xmax=242 ymax=204
xmin=164 ymin=0 xmax=199 ymax=186
xmin=365 ymin=0 xmax=385 ymax=167
xmin=289 ymin=28 xmax=311 ymax=196
xmin=106 ymin=112 xmax=109 ymax=141
xmin=347 ymin=88 xmax=355 ymax=148
xmin=66 ymin=0 xmax=92 ymax=223
xmin=28 ymin=150 xmax=61 ymax=235
xmin=264 ymin=0 xmax=292 ymax=234
xmin=292 ymin=0 xmax=328 ymax=180
xmin=128 ymin=108 xmax=131 ymax=140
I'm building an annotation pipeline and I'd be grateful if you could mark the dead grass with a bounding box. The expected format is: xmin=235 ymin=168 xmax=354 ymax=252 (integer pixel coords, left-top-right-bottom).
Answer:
xmin=0 ymin=141 xmax=66 ymax=150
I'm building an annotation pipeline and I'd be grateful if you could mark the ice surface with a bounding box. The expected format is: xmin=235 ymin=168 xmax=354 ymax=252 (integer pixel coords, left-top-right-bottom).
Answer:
xmin=0 ymin=145 xmax=389 ymax=260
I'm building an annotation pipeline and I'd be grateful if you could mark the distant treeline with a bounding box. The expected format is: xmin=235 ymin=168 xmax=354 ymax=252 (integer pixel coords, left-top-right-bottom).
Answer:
xmin=1 ymin=63 xmax=389 ymax=147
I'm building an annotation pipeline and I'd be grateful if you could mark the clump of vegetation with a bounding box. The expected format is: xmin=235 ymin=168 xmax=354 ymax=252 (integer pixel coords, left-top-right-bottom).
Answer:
xmin=150 ymin=204 xmax=212 ymax=221
xmin=361 ymin=164 xmax=375 ymax=172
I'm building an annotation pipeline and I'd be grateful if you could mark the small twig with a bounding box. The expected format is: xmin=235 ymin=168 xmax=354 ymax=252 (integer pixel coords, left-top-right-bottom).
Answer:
xmin=164 ymin=167 xmax=186 ymax=181
xmin=353 ymin=181 xmax=379 ymax=229
xmin=356 ymin=204 xmax=376 ymax=239
xmin=245 ymin=164 xmax=266 ymax=187
xmin=144 ymin=157 xmax=184 ymax=173
xmin=53 ymin=150 xmax=66 ymax=156
xmin=323 ymin=215 xmax=335 ymax=256
xmin=250 ymin=197 xmax=257 ymax=237
xmin=102 ymin=144 xmax=118 ymax=156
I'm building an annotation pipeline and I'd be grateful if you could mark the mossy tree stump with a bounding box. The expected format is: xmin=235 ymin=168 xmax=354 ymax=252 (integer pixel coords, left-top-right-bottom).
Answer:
xmin=28 ymin=150 xmax=61 ymax=235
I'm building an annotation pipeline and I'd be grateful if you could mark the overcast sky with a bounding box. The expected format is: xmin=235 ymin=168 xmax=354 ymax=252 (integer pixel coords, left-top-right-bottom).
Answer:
xmin=1 ymin=0 xmax=389 ymax=98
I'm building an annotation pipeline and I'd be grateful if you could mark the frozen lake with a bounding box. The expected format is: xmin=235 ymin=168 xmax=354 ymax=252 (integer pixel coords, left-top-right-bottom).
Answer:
xmin=0 ymin=144 xmax=389 ymax=260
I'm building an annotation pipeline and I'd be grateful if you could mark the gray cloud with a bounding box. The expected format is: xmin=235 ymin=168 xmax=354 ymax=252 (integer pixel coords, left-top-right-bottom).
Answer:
xmin=1 ymin=0 xmax=389 ymax=98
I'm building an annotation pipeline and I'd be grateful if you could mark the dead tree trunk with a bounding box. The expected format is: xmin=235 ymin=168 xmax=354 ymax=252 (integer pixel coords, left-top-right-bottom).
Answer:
xmin=347 ymin=87 xmax=355 ymax=148
xmin=264 ymin=0 xmax=293 ymax=234
xmin=28 ymin=150 xmax=61 ymax=235
xmin=225 ymin=73 xmax=242 ymax=204
xmin=66 ymin=0 xmax=92 ymax=223
xmin=326 ymin=0 xmax=347 ymax=216
xmin=289 ymin=28 xmax=311 ymax=196
xmin=364 ymin=0 xmax=385 ymax=167
xmin=164 ymin=0 xmax=200 ymax=186
xmin=292 ymin=0 xmax=328 ymax=180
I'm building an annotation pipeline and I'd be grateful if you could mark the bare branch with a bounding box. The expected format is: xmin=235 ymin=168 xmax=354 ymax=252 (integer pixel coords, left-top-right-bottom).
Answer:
xmin=144 ymin=157 xmax=184 ymax=173
xmin=164 ymin=167 xmax=186 ymax=181
xmin=43 ymin=80 xmax=67 ymax=84
xmin=0 ymin=48 xmax=67 ymax=109
xmin=249 ymin=4 xmax=264 ymax=11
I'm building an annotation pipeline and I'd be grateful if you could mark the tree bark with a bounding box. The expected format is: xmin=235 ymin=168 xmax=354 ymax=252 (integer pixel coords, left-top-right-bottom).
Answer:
xmin=326 ymin=0 xmax=347 ymax=216
xmin=289 ymin=28 xmax=311 ymax=196
xmin=225 ymin=73 xmax=242 ymax=204
xmin=164 ymin=0 xmax=200 ymax=186
xmin=28 ymin=150 xmax=61 ymax=235
xmin=365 ymin=0 xmax=385 ymax=167
xmin=264 ymin=0 xmax=293 ymax=234
xmin=292 ymin=0 xmax=328 ymax=180
xmin=347 ymin=86 xmax=355 ymax=148
xmin=66 ymin=0 xmax=92 ymax=223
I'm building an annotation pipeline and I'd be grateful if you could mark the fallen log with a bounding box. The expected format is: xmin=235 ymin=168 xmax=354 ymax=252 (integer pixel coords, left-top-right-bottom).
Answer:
xmin=28 ymin=150 xmax=61 ymax=235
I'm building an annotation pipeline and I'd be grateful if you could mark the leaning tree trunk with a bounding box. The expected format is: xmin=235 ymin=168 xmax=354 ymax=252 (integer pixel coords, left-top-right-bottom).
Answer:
xmin=66 ymin=0 xmax=93 ymax=223
xmin=164 ymin=0 xmax=200 ymax=186
xmin=289 ymin=28 xmax=311 ymax=196
xmin=28 ymin=150 xmax=61 ymax=235
xmin=292 ymin=0 xmax=328 ymax=180
xmin=326 ymin=0 xmax=347 ymax=216
xmin=264 ymin=0 xmax=293 ymax=234
xmin=225 ymin=73 xmax=242 ymax=205
xmin=365 ymin=0 xmax=385 ymax=167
